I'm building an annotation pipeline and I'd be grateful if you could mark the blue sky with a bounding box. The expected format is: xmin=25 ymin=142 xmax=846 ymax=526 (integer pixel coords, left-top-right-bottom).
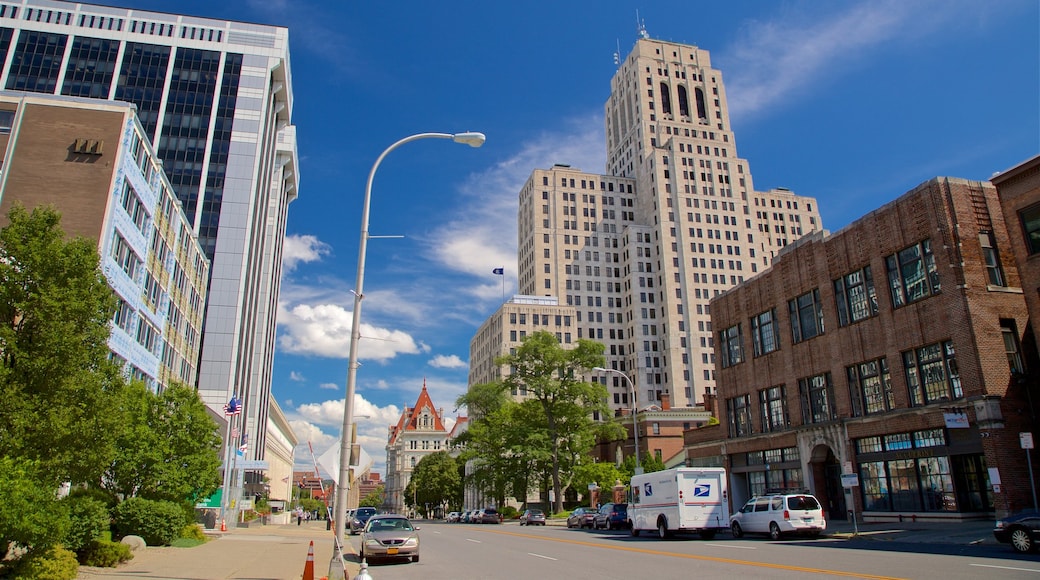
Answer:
xmin=110 ymin=0 xmax=1038 ymax=475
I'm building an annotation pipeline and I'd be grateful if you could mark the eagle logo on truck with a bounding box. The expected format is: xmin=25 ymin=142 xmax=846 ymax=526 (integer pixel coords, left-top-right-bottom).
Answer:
xmin=693 ymin=484 xmax=711 ymax=497
xmin=643 ymin=483 xmax=653 ymax=497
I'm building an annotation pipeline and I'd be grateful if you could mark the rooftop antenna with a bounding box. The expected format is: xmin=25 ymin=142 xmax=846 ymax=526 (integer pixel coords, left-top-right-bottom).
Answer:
xmin=636 ymin=10 xmax=649 ymax=39
xmin=613 ymin=38 xmax=621 ymax=67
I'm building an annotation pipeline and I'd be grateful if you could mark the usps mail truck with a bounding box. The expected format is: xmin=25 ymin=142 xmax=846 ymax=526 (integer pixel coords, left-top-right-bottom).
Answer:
xmin=629 ymin=467 xmax=729 ymax=539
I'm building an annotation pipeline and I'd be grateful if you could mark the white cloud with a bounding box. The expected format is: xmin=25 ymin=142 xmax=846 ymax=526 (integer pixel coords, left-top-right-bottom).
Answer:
xmin=276 ymin=302 xmax=422 ymax=361
xmin=289 ymin=371 xmax=305 ymax=382
xmin=319 ymin=382 xmax=339 ymax=390
xmin=428 ymin=354 xmax=466 ymax=369
xmin=720 ymin=0 xmax=987 ymax=120
xmin=282 ymin=234 xmax=331 ymax=273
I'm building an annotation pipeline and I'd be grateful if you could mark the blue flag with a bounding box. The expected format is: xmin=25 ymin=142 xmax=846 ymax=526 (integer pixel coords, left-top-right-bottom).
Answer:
xmin=492 ymin=267 xmax=504 ymax=275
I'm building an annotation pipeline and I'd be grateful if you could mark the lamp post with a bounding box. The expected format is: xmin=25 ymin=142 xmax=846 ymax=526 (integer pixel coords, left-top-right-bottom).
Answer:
xmin=331 ymin=131 xmax=485 ymax=572
xmin=593 ymin=367 xmax=642 ymax=475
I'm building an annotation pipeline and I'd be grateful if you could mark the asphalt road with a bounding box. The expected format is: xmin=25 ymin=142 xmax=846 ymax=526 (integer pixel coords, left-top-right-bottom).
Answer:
xmin=357 ymin=521 xmax=1040 ymax=580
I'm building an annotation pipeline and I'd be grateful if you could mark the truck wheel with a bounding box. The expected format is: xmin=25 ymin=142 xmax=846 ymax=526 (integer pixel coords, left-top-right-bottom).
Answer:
xmin=769 ymin=522 xmax=783 ymax=541
xmin=657 ymin=518 xmax=669 ymax=539
xmin=700 ymin=530 xmax=717 ymax=540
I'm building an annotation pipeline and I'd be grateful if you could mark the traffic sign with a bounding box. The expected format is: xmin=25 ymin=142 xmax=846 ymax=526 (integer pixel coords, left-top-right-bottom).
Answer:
xmin=1021 ymin=432 xmax=1035 ymax=450
xmin=840 ymin=474 xmax=859 ymax=488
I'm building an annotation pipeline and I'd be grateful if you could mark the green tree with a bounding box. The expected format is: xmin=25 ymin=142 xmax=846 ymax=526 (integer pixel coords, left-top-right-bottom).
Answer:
xmin=104 ymin=382 xmax=222 ymax=503
xmin=0 ymin=457 xmax=70 ymax=560
xmin=0 ymin=204 xmax=124 ymax=488
xmin=359 ymin=486 xmax=384 ymax=508
xmin=404 ymin=451 xmax=460 ymax=517
xmin=497 ymin=331 xmax=613 ymax=514
xmin=572 ymin=461 xmax=624 ymax=501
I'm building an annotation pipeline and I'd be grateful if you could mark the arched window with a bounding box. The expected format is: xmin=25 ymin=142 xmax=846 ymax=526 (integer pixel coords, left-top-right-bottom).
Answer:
xmin=660 ymin=82 xmax=672 ymax=115
xmin=695 ymin=87 xmax=707 ymax=120
xmin=678 ymin=86 xmax=689 ymax=117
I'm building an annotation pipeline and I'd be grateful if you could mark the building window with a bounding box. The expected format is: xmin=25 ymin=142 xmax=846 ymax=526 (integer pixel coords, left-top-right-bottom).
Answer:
xmin=718 ymin=323 xmax=743 ymax=367
xmin=903 ymin=341 xmax=961 ymax=405
xmin=1002 ymin=319 xmax=1025 ymax=374
xmin=978 ymin=231 xmax=1005 ymax=287
xmin=886 ymin=239 xmax=940 ymax=307
xmin=798 ymin=373 xmax=835 ymax=424
xmin=848 ymin=358 xmax=895 ymax=416
xmin=788 ymin=288 xmax=824 ymax=343
xmin=751 ymin=308 xmax=779 ymax=356
xmin=759 ymin=385 xmax=788 ymax=432
xmin=0 ymin=110 xmax=13 ymax=134
xmin=856 ymin=430 xmax=958 ymax=513
xmin=726 ymin=394 xmax=753 ymax=437
xmin=834 ymin=266 xmax=878 ymax=326
xmin=1022 ymin=203 xmax=1040 ymax=255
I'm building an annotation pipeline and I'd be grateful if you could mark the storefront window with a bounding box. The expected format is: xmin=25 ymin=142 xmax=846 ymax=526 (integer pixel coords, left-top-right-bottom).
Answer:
xmin=860 ymin=461 xmax=889 ymax=511
xmin=918 ymin=457 xmax=956 ymax=511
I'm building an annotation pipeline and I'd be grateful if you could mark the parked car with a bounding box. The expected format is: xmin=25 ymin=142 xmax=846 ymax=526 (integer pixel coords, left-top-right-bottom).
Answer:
xmin=994 ymin=510 xmax=1040 ymax=553
xmin=480 ymin=508 xmax=502 ymax=524
xmin=519 ymin=508 xmax=546 ymax=526
xmin=594 ymin=503 xmax=629 ymax=530
xmin=730 ymin=493 xmax=826 ymax=540
xmin=446 ymin=511 xmax=460 ymax=523
xmin=359 ymin=514 xmax=420 ymax=563
xmin=350 ymin=507 xmax=378 ymax=535
xmin=566 ymin=507 xmax=598 ymax=529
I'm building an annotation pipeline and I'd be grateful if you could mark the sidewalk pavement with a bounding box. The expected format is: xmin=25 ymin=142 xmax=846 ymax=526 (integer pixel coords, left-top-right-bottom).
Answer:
xmin=76 ymin=520 xmax=361 ymax=580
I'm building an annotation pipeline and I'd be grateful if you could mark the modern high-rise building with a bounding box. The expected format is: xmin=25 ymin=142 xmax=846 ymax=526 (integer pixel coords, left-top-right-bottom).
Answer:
xmin=0 ymin=0 xmax=299 ymax=458
xmin=471 ymin=37 xmax=821 ymax=414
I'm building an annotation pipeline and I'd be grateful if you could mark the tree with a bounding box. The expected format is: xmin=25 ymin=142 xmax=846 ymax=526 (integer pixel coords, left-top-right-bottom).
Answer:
xmin=497 ymin=331 xmax=612 ymax=514
xmin=572 ymin=461 xmax=624 ymax=503
xmin=0 ymin=204 xmax=124 ymax=488
xmin=104 ymin=382 xmax=222 ymax=503
xmin=404 ymin=451 xmax=460 ymax=517
xmin=359 ymin=486 xmax=384 ymax=508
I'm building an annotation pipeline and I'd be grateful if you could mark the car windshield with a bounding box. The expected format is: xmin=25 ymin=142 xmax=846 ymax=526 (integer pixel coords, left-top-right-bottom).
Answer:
xmin=787 ymin=496 xmax=821 ymax=510
xmin=369 ymin=518 xmax=413 ymax=532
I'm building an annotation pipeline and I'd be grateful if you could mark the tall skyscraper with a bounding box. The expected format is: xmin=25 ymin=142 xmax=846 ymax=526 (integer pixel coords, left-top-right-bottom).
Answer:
xmin=0 ymin=1 xmax=298 ymax=458
xmin=472 ymin=37 xmax=821 ymax=413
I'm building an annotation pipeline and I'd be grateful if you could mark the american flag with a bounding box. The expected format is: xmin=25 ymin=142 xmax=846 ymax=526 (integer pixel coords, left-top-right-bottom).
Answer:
xmin=223 ymin=396 xmax=241 ymax=416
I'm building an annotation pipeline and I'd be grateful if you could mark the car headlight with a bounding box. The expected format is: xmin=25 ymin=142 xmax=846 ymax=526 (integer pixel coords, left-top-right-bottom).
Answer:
xmin=364 ymin=539 xmax=381 ymax=547
xmin=403 ymin=538 xmax=418 ymax=547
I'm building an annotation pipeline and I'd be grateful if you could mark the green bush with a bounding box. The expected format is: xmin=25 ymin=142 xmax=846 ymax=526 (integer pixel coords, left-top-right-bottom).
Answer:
xmin=179 ymin=523 xmax=207 ymax=542
xmin=500 ymin=506 xmax=519 ymax=520
xmin=111 ymin=498 xmax=187 ymax=546
xmin=6 ymin=545 xmax=79 ymax=580
xmin=78 ymin=539 xmax=132 ymax=567
xmin=63 ymin=495 xmax=110 ymax=554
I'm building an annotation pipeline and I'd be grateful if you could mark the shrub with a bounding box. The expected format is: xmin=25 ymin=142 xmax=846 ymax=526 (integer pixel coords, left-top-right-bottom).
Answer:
xmin=499 ymin=506 xmax=519 ymax=520
xmin=63 ymin=495 xmax=110 ymax=554
xmin=78 ymin=539 xmax=132 ymax=567
xmin=6 ymin=545 xmax=79 ymax=580
xmin=179 ymin=523 xmax=207 ymax=542
xmin=111 ymin=498 xmax=187 ymax=546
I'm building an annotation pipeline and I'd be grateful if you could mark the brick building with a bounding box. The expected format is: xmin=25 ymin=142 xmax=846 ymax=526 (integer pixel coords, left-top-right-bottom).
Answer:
xmin=685 ymin=177 xmax=1035 ymax=521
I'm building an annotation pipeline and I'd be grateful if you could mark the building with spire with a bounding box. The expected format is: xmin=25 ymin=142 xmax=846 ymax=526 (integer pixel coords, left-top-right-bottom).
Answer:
xmin=0 ymin=0 xmax=299 ymax=467
xmin=384 ymin=381 xmax=453 ymax=515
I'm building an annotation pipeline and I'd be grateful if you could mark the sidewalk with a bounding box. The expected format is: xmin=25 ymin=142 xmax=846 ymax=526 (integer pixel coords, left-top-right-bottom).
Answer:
xmin=76 ymin=520 xmax=360 ymax=580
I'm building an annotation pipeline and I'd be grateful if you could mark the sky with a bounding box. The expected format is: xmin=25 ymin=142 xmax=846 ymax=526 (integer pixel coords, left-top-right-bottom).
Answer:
xmin=107 ymin=0 xmax=1038 ymax=477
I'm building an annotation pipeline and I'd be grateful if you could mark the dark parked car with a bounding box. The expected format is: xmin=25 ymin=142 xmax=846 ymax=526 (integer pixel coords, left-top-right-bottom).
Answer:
xmin=566 ymin=507 xmax=598 ymax=529
xmin=594 ymin=503 xmax=629 ymax=530
xmin=350 ymin=507 xmax=378 ymax=535
xmin=994 ymin=510 xmax=1040 ymax=553
xmin=479 ymin=508 xmax=502 ymax=524
xmin=519 ymin=508 xmax=546 ymax=526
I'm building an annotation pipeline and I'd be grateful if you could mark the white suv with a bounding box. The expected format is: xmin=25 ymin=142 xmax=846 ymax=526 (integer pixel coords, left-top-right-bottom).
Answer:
xmin=730 ymin=493 xmax=826 ymax=540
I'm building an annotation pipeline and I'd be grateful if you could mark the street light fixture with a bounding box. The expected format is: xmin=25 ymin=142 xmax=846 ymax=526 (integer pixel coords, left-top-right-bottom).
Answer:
xmin=331 ymin=132 xmax=485 ymax=573
xmin=592 ymin=367 xmax=642 ymax=475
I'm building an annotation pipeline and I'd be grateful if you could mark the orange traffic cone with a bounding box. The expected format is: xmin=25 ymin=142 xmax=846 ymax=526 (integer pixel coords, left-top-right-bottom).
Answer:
xmin=302 ymin=540 xmax=315 ymax=580
xmin=220 ymin=519 xmax=226 ymax=532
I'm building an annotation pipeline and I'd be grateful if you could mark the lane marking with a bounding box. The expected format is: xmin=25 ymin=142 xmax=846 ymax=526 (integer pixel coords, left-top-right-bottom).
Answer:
xmin=970 ymin=563 xmax=1040 ymax=573
xmin=465 ymin=538 xmax=482 ymax=543
xmin=705 ymin=542 xmax=757 ymax=550
xmin=528 ymin=552 xmax=557 ymax=561
xmin=474 ymin=528 xmax=906 ymax=579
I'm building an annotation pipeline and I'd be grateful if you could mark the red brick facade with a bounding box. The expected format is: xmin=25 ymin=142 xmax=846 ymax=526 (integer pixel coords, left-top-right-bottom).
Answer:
xmin=687 ymin=177 xmax=1035 ymax=521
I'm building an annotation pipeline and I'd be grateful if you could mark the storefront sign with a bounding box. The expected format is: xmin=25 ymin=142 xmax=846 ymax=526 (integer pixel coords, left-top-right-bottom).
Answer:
xmin=943 ymin=412 xmax=969 ymax=429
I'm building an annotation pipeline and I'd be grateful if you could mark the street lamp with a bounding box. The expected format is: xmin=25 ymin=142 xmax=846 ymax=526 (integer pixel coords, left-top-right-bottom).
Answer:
xmin=332 ymin=132 xmax=485 ymax=572
xmin=592 ymin=367 xmax=642 ymax=475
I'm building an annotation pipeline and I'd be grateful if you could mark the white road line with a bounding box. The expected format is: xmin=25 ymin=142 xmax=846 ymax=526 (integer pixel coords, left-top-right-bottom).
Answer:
xmin=528 ymin=553 xmax=558 ymax=561
xmin=466 ymin=538 xmax=482 ymax=543
xmin=970 ymin=563 xmax=1040 ymax=573
xmin=704 ymin=543 xmax=757 ymax=550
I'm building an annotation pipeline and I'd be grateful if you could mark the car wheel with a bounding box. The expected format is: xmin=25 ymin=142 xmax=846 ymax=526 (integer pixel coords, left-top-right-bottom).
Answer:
xmin=631 ymin=524 xmax=640 ymax=537
xmin=520 ymin=521 xmax=525 ymax=526
xmin=769 ymin=522 xmax=782 ymax=541
xmin=1010 ymin=527 xmax=1035 ymax=553
xmin=731 ymin=521 xmax=743 ymax=538
xmin=657 ymin=518 xmax=669 ymax=539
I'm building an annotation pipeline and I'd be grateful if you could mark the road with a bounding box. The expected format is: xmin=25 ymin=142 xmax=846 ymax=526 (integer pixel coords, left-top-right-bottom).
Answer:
xmin=353 ymin=521 xmax=1040 ymax=580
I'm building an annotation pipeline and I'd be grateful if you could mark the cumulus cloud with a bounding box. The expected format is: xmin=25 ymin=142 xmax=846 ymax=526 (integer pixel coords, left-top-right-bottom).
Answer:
xmin=276 ymin=302 xmax=422 ymax=361
xmin=428 ymin=354 xmax=466 ymax=369
xmin=289 ymin=371 xmax=305 ymax=382
xmin=282 ymin=234 xmax=331 ymax=273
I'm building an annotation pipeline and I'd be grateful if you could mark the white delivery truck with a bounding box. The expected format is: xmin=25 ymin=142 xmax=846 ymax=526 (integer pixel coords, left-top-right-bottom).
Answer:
xmin=629 ymin=467 xmax=729 ymax=539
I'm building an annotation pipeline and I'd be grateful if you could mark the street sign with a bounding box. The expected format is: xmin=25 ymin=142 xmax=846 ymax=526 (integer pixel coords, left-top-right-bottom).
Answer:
xmin=1021 ymin=432 xmax=1035 ymax=450
xmin=840 ymin=474 xmax=859 ymax=488
xmin=223 ymin=460 xmax=269 ymax=470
